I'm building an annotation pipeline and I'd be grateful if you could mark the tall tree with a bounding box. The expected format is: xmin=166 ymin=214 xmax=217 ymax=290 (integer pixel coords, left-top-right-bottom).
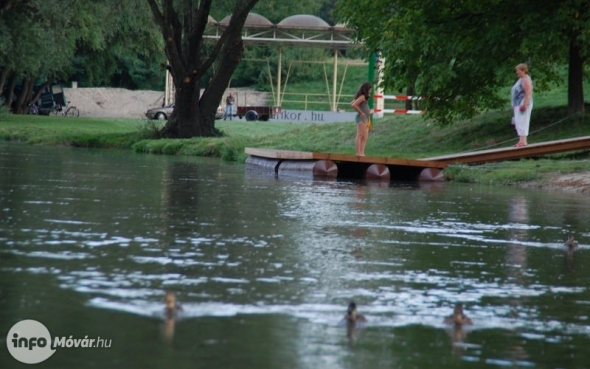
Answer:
xmin=1 ymin=0 xmax=80 ymax=112
xmin=147 ymin=0 xmax=260 ymax=138
xmin=0 ymin=0 xmax=161 ymax=113
xmin=70 ymin=1 xmax=164 ymax=90
xmin=337 ymin=0 xmax=590 ymax=125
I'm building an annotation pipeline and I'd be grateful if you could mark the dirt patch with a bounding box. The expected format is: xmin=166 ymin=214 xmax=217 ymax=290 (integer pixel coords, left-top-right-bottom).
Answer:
xmin=63 ymin=88 xmax=164 ymax=119
xmin=518 ymin=172 xmax=590 ymax=194
xmin=63 ymin=87 xmax=270 ymax=120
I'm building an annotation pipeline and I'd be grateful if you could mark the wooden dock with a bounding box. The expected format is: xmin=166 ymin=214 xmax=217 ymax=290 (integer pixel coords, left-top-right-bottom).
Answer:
xmin=245 ymin=148 xmax=446 ymax=181
xmin=245 ymin=136 xmax=590 ymax=182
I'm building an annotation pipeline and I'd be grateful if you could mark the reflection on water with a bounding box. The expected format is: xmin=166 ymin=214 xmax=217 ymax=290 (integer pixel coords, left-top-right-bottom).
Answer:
xmin=445 ymin=324 xmax=472 ymax=357
xmin=503 ymin=195 xmax=531 ymax=365
xmin=507 ymin=195 xmax=529 ymax=282
xmin=162 ymin=291 xmax=182 ymax=342
xmin=1 ymin=142 xmax=590 ymax=368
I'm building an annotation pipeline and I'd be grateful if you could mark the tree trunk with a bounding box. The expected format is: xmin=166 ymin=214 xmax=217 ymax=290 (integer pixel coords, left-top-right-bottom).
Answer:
xmin=567 ymin=40 xmax=585 ymax=115
xmin=15 ymin=77 xmax=34 ymax=114
xmin=149 ymin=0 xmax=259 ymax=139
xmin=0 ymin=67 xmax=9 ymax=98
xmin=5 ymin=72 xmax=17 ymax=112
xmin=160 ymin=80 xmax=219 ymax=138
xmin=161 ymin=36 xmax=247 ymax=139
xmin=31 ymin=77 xmax=52 ymax=106
xmin=406 ymin=84 xmax=415 ymax=110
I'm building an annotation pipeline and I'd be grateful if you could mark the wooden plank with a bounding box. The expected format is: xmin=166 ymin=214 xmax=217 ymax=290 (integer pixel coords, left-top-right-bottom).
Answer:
xmin=245 ymin=148 xmax=446 ymax=169
xmin=244 ymin=148 xmax=314 ymax=160
xmin=311 ymin=152 xmax=446 ymax=169
xmin=422 ymin=136 xmax=590 ymax=165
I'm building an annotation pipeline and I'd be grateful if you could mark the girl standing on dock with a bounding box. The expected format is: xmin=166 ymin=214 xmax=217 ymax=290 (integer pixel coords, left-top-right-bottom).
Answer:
xmin=351 ymin=82 xmax=373 ymax=156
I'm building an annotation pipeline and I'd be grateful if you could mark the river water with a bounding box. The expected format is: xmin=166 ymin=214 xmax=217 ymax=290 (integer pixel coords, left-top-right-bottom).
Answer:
xmin=0 ymin=142 xmax=589 ymax=368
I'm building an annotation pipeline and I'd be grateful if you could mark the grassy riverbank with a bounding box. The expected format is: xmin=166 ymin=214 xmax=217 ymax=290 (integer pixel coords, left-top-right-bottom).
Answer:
xmin=1 ymin=97 xmax=590 ymax=186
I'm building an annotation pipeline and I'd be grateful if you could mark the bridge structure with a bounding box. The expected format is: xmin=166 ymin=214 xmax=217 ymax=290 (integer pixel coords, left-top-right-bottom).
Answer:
xmin=244 ymin=135 xmax=590 ymax=182
xmin=165 ymin=13 xmax=368 ymax=112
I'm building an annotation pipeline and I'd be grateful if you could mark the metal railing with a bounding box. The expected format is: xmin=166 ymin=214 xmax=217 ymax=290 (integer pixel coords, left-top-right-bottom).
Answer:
xmin=224 ymin=91 xmax=417 ymax=112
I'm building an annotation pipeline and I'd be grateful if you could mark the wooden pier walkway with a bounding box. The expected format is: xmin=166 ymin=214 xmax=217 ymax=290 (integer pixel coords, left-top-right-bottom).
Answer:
xmin=245 ymin=135 xmax=590 ymax=182
xmin=420 ymin=135 xmax=590 ymax=165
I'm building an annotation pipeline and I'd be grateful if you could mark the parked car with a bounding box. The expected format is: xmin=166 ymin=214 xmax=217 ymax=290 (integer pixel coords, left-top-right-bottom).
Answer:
xmin=146 ymin=104 xmax=174 ymax=120
xmin=146 ymin=104 xmax=224 ymax=120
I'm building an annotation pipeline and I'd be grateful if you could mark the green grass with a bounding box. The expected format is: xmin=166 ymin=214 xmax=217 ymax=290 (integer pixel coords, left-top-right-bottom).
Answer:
xmin=216 ymin=120 xmax=306 ymax=137
xmin=277 ymin=64 xmax=367 ymax=111
xmin=2 ymin=77 xmax=590 ymax=186
xmin=445 ymin=155 xmax=590 ymax=185
xmin=0 ymin=115 xmax=156 ymax=148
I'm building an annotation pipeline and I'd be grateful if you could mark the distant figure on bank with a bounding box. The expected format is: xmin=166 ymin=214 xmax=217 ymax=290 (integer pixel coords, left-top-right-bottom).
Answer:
xmin=224 ymin=92 xmax=234 ymax=121
xmin=351 ymin=82 xmax=373 ymax=156
xmin=511 ymin=63 xmax=533 ymax=148
xmin=444 ymin=303 xmax=473 ymax=326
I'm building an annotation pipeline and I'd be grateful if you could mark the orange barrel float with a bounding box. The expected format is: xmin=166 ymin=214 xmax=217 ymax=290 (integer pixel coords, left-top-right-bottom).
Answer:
xmin=365 ymin=163 xmax=390 ymax=181
xmin=418 ymin=168 xmax=444 ymax=181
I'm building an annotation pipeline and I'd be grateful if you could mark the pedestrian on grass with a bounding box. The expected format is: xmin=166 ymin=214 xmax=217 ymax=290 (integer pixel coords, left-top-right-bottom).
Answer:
xmin=224 ymin=93 xmax=234 ymax=121
xmin=351 ymin=82 xmax=373 ymax=156
xmin=511 ymin=63 xmax=533 ymax=147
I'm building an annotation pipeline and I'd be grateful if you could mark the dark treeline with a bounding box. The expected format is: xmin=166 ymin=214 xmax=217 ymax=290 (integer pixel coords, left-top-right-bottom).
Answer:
xmin=0 ymin=0 xmax=338 ymax=115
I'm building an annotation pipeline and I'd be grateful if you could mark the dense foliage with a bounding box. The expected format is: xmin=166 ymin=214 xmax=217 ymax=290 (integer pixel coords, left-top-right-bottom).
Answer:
xmin=1 ymin=0 xmax=339 ymax=119
xmin=0 ymin=0 xmax=162 ymax=113
xmin=337 ymin=0 xmax=590 ymax=125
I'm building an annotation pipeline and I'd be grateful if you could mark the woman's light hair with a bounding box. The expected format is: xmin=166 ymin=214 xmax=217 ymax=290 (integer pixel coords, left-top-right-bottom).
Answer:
xmin=515 ymin=63 xmax=529 ymax=74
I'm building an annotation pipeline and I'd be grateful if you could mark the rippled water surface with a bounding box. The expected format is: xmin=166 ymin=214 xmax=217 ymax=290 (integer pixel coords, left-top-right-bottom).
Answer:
xmin=1 ymin=142 xmax=590 ymax=368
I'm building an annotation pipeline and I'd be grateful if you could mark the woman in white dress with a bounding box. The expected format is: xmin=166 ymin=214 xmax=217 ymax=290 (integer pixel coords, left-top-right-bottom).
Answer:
xmin=511 ymin=63 xmax=533 ymax=147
